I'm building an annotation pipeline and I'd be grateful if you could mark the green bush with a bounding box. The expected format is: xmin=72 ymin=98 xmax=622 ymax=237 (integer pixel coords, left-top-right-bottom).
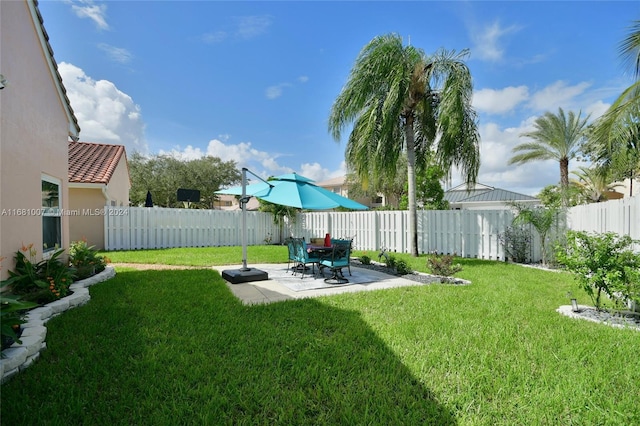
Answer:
xmin=69 ymin=240 xmax=108 ymax=280
xmin=498 ymin=225 xmax=532 ymax=263
xmin=4 ymin=245 xmax=74 ymax=304
xmin=359 ymin=255 xmax=371 ymax=265
xmin=394 ymin=259 xmax=412 ymax=275
xmin=1 ymin=290 xmax=37 ymax=348
xmin=385 ymin=255 xmax=397 ymax=270
xmin=555 ymin=231 xmax=640 ymax=310
xmin=426 ymin=254 xmax=463 ymax=277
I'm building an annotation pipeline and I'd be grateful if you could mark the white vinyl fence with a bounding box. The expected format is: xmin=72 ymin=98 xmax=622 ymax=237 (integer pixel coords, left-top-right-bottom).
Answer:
xmin=104 ymin=194 xmax=639 ymax=259
xmin=567 ymin=195 xmax=640 ymax=253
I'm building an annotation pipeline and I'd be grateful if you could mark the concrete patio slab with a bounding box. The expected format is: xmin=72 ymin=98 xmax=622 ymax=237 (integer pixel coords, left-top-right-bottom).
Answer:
xmin=212 ymin=263 xmax=424 ymax=305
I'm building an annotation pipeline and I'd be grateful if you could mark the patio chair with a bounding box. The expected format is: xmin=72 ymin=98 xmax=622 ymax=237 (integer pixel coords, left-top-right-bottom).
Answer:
xmin=293 ymin=238 xmax=320 ymax=279
xmin=285 ymin=238 xmax=297 ymax=274
xmin=319 ymin=241 xmax=352 ymax=284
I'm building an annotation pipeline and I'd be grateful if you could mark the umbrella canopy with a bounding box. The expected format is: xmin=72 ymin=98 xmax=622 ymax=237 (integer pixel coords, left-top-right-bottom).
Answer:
xmin=216 ymin=173 xmax=368 ymax=210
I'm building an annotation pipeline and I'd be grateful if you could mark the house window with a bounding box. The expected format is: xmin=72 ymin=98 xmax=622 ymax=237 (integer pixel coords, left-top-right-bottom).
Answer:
xmin=42 ymin=176 xmax=61 ymax=253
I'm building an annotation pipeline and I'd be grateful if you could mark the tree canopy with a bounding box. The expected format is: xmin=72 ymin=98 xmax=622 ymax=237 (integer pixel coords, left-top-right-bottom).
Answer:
xmin=328 ymin=33 xmax=479 ymax=255
xmin=128 ymin=152 xmax=241 ymax=208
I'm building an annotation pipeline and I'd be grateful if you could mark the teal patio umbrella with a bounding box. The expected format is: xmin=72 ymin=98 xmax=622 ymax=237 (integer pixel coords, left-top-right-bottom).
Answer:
xmin=217 ymin=172 xmax=368 ymax=211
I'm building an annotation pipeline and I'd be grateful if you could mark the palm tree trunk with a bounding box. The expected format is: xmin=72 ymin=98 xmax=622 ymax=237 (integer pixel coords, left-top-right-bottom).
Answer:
xmin=560 ymin=157 xmax=570 ymax=207
xmin=405 ymin=117 xmax=419 ymax=256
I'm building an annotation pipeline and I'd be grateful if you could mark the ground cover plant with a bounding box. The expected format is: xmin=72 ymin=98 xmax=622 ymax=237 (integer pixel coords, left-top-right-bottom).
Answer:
xmin=2 ymin=247 xmax=639 ymax=424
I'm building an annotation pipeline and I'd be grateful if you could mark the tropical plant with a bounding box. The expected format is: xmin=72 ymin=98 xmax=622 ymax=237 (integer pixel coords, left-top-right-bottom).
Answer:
xmin=509 ymin=202 xmax=564 ymax=267
xmin=69 ymin=240 xmax=108 ymax=279
xmin=509 ymin=108 xmax=590 ymax=206
xmin=570 ymin=166 xmax=622 ymax=203
xmin=328 ymin=33 xmax=480 ymax=256
xmin=589 ymin=19 xmax=640 ymax=196
xmin=258 ymin=199 xmax=298 ymax=243
xmin=555 ymin=231 xmax=640 ymax=310
xmin=4 ymin=245 xmax=75 ymax=304
xmin=1 ymin=290 xmax=37 ymax=348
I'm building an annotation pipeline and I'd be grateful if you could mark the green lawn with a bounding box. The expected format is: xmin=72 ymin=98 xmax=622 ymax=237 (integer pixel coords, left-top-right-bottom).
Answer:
xmin=2 ymin=247 xmax=638 ymax=424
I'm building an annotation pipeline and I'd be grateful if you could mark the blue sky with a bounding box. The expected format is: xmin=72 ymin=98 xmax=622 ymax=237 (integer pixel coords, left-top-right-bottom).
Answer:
xmin=39 ymin=1 xmax=639 ymax=195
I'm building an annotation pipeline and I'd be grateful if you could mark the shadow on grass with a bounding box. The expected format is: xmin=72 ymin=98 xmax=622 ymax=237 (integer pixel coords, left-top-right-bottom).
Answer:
xmin=1 ymin=269 xmax=455 ymax=425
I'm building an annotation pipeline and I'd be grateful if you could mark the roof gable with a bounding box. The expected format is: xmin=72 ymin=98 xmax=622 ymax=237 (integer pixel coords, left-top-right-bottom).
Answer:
xmin=444 ymin=184 xmax=539 ymax=203
xmin=68 ymin=141 xmax=127 ymax=184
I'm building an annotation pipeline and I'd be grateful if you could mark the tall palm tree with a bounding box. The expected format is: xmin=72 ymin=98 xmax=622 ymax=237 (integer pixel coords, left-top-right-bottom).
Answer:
xmin=590 ymin=19 xmax=640 ymax=195
xmin=509 ymin=107 xmax=589 ymax=205
xmin=328 ymin=34 xmax=480 ymax=256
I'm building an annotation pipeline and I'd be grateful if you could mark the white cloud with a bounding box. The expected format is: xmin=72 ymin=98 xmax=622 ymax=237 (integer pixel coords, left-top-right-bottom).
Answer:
xmin=299 ymin=163 xmax=333 ymax=182
xmin=201 ymin=31 xmax=228 ymax=44
xmin=470 ymin=21 xmax=521 ymax=62
xmin=98 ymin=43 xmax=133 ymax=64
xmin=234 ymin=15 xmax=272 ymax=39
xmin=159 ymin=138 xmax=344 ymax=183
xmin=69 ymin=0 xmax=109 ymax=30
xmin=265 ymin=83 xmax=291 ymax=100
xmin=527 ymin=80 xmax=592 ymax=112
xmin=298 ymin=76 xmax=309 ymax=83
xmin=473 ymin=86 xmax=529 ymax=114
xmin=59 ymin=62 xmax=148 ymax=154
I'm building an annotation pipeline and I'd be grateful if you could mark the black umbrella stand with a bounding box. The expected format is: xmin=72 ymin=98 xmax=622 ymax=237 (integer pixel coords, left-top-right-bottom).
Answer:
xmin=222 ymin=168 xmax=269 ymax=284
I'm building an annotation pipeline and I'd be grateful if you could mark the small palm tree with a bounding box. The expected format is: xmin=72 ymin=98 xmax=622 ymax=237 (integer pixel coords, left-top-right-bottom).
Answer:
xmin=571 ymin=166 xmax=621 ymax=203
xmin=509 ymin=107 xmax=589 ymax=205
xmin=328 ymin=33 xmax=480 ymax=256
xmin=509 ymin=202 xmax=563 ymax=267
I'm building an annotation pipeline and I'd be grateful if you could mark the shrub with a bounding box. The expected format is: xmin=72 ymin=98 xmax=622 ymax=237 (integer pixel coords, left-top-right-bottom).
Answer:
xmin=498 ymin=225 xmax=532 ymax=263
xmin=359 ymin=255 xmax=371 ymax=265
xmin=394 ymin=259 xmax=412 ymax=275
xmin=427 ymin=254 xmax=463 ymax=277
xmin=555 ymin=231 xmax=640 ymax=310
xmin=4 ymin=245 xmax=74 ymax=304
xmin=385 ymin=255 xmax=397 ymax=270
xmin=1 ymin=290 xmax=37 ymax=348
xmin=69 ymin=240 xmax=108 ymax=280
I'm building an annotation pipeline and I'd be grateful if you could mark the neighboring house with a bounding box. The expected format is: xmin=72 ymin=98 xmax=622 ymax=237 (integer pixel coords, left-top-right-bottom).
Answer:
xmin=444 ymin=183 xmax=540 ymax=210
xmin=213 ymin=194 xmax=260 ymax=211
xmin=315 ymin=175 xmax=383 ymax=209
xmin=0 ymin=0 xmax=81 ymax=280
xmin=611 ymin=178 xmax=639 ymax=199
xmin=68 ymin=142 xmax=130 ymax=249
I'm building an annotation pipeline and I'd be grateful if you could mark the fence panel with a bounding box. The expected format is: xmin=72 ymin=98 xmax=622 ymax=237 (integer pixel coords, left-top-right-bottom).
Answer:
xmin=567 ymin=195 xmax=640 ymax=252
xmin=105 ymin=196 xmax=638 ymax=256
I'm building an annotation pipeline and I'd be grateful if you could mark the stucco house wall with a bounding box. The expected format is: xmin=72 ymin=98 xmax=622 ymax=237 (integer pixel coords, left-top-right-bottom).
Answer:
xmin=0 ymin=1 xmax=79 ymax=280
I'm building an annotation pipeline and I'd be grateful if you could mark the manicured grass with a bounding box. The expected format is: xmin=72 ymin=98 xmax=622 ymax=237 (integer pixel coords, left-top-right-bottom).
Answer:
xmin=103 ymin=245 xmax=288 ymax=266
xmin=2 ymin=247 xmax=638 ymax=424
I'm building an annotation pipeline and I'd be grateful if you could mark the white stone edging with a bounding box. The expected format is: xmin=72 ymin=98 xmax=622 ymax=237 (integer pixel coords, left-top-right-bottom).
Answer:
xmin=1 ymin=266 xmax=116 ymax=384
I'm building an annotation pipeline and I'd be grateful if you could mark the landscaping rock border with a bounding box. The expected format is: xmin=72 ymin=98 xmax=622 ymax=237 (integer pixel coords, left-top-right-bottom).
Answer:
xmin=0 ymin=266 xmax=116 ymax=384
xmin=557 ymin=304 xmax=640 ymax=331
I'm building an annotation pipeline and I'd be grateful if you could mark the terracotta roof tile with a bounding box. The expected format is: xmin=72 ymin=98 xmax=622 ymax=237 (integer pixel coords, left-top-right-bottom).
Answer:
xmin=68 ymin=141 xmax=127 ymax=184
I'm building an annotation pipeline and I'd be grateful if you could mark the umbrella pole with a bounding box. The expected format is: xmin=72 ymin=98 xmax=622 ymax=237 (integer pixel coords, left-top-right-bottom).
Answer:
xmin=221 ymin=167 xmax=269 ymax=283
xmin=241 ymin=168 xmax=249 ymax=271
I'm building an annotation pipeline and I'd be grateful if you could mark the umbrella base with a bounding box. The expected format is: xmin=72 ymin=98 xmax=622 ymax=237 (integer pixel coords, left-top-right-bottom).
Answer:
xmin=222 ymin=268 xmax=269 ymax=284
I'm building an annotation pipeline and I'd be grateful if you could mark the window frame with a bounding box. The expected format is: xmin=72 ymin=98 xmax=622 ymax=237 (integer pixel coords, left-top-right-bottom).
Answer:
xmin=41 ymin=175 xmax=62 ymax=256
